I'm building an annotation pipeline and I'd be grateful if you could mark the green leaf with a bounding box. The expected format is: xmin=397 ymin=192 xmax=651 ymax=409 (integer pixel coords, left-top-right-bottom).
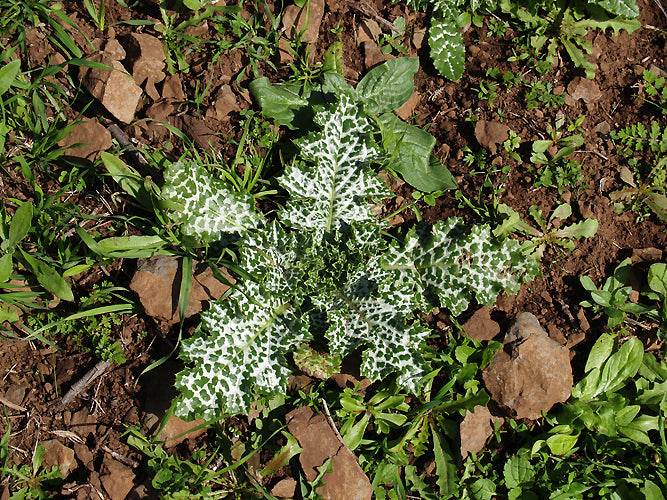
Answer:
xmin=546 ymin=432 xmax=579 ymax=455
xmin=174 ymin=281 xmax=311 ymax=418
xmin=643 ymin=480 xmax=666 ymax=500
xmin=432 ymin=425 xmax=457 ymax=496
xmin=618 ymin=414 xmax=658 ymax=444
xmin=162 ymin=160 xmax=262 ymax=242
xmin=594 ymin=0 xmax=639 ymax=17
xmin=381 ymin=219 xmax=538 ymax=315
xmin=96 ymin=235 xmax=168 ymax=258
xmin=19 ymin=249 xmax=73 ymax=302
xmin=280 ymin=93 xmax=391 ymax=235
xmin=584 ymin=332 xmax=614 ymax=372
xmin=553 ymin=218 xmax=598 ymax=239
xmin=261 ymin=431 xmax=302 ymax=476
xmin=356 ymin=57 xmax=419 ymax=114
xmin=322 ymin=42 xmax=344 ymax=75
xmin=0 ymin=253 xmax=12 ymax=283
xmin=0 ymin=306 xmax=19 ymax=324
xmin=503 ymin=453 xmax=535 ymax=490
xmin=469 ymin=478 xmax=496 ymax=500
xmin=598 ymin=336 xmax=643 ymax=394
xmin=343 ymin=413 xmax=371 ymax=451
xmin=379 ymin=113 xmax=456 ymax=192
xmin=648 ymin=263 xmax=667 ymax=295
xmin=0 ymin=59 xmax=20 ymax=95
xmin=248 ymin=77 xmax=308 ymax=129
xmin=101 ymin=153 xmax=151 ymax=206
xmin=8 ymin=201 xmax=33 ymax=248
xmin=646 ymin=193 xmax=667 ymax=221
xmin=429 ymin=18 xmax=465 ymax=81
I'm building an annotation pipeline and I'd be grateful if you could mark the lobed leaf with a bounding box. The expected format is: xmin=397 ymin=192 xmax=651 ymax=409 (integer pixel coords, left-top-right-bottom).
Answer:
xmin=280 ymin=93 xmax=392 ymax=235
xmin=429 ymin=18 xmax=465 ymax=81
xmin=174 ymin=281 xmax=311 ymax=419
xmin=162 ymin=160 xmax=262 ymax=242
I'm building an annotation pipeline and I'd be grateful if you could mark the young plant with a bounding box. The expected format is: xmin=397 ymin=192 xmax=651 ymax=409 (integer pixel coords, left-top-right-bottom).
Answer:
xmin=509 ymin=203 xmax=598 ymax=258
xmin=642 ymin=69 xmax=667 ymax=114
xmin=166 ymin=92 xmax=537 ymax=420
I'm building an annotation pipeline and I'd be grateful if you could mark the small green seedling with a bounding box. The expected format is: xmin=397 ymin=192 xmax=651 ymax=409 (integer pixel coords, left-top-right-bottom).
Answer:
xmin=510 ymin=203 xmax=598 ymax=258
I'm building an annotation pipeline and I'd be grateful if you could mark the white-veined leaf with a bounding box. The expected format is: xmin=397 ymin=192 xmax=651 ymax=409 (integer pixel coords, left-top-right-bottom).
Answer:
xmin=429 ymin=18 xmax=465 ymax=81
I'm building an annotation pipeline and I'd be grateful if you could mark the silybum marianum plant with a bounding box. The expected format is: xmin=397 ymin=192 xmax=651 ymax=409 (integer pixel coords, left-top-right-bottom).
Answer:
xmin=163 ymin=92 xmax=538 ymax=420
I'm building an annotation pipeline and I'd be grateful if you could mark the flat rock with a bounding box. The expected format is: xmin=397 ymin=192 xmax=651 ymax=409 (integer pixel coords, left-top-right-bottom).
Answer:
xmin=459 ymin=406 xmax=501 ymax=458
xmin=100 ymin=455 xmax=135 ymax=500
xmin=58 ymin=117 xmax=112 ymax=160
xmin=474 ymin=120 xmax=509 ymax=154
xmin=129 ymin=256 xmax=232 ymax=324
xmin=282 ymin=0 xmax=324 ymax=44
xmin=363 ymin=40 xmax=393 ymax=69
xmin=161 ymin=74 xmax=185 ymax=101
xmin=40 ymin=439 xmax=76 ymax=478
xmin=271 ymin=478 xmax=297 ymax=498
xmin=461 ymin=306 xmax=500 ymax=342
xmin=79 ymin=53 xmax=143 ymax=123
xmin=148 ymin=412 xmax=208 ymax=447
xmin=123 ymin=33 xmax=166 ymax=100
xmin=104 ymin=38 xmax=126 ymax=61
xmin=396 ymin=91 xmax=420 ymax=121
xmin=631 ymin=247 xmax=663 ymax=263
xmin=567 ymin=77 xmax=602 ymax=104
xmin=287 ymin=406 xmax=372 ymax=500
xmin=212 ymin=84 xmax=240 ymax=121
xmin=482 ymin=313 xmax=572 ymax=420
xmin=181 ymin=115 xmax=224 ymax=157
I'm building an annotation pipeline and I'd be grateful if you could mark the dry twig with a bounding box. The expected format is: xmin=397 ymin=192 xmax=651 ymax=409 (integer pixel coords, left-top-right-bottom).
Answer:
xmin=57 ymin=360 xmax=111 ymax=410
xmin=344 ymin=0 xmax=402 ymax=33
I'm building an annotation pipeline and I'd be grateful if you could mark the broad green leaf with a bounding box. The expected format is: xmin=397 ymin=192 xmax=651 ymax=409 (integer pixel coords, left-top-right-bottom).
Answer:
xmin=19 ymin=249 xmax=73 ymax=302
xmin=432 ymin=425 xmax=457 ymax=496
xmin=643 ymin=480 xmax=666 ymax=500
xmin=8 ymin=201 xmax=33 ymax=248
xmin=280 ymin=93 xmax=391 ymax=234
xmin=433 ymin=0 xmax=462 ymax=19
xmin=469 ymin=478 xmax=496 ymax=500
xmin=96 ymin=235 xmax=168 ymax=258
xmin=550 ymin=203 xmax=572 ymax=221
xmin=0 ymin=306 xmax=19 ymax=324
xmin=356 ymin=57 xmax=419 ymax=114
xmin=343 ymin=413 xmax=371 ymax=451
xmin=0 ymin=59 xmax=20 ymax=95
xmin=162 ymin=160 xmax=262 ymax=242
xmin=595 ymin=0 xmax=639 ymax=17
xmin=579 ymin=275 xmax=598 ymax=293
xmin=618 ymin=414 xmax=658 ymax=444
xmin=379 ymin=113 xmax=456 ymax=192
xmin=503 ymin=453 xmax=535 ymax=490
xmin=0 ymin=253 xmax=12 ymax=283
xmin=248 ymin=77 xmax=308 ymax=129
xmin=101 ymin=153 xmax=151 ymax=206
xmin=174 ymin=281 xmax=311 ymax=418
xmin=584 ymin=332 xmax=614 ymax=372
xmin=322 ymin=42 xmax=344 ymax=75
xmin=429 ymin=18 xmax=465 ymax=81
xmin=647 ymin=193 xmax=667 ymax=221
xmin=546 ymin=432 xmax=579 ymax=455
xmin=648 ymin=263 xmax=667 ymax=294
xmin=553 ymin=218 xmax=598 ymax=239
xmin=381 ymin=219 xmax=538 ymax=315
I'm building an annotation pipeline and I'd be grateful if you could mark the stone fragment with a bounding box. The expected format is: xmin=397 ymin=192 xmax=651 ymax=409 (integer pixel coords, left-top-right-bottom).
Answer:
xmin=396 ymin=91 xmax=420 ymax=121
xmin=212 ymin=84 xmax=240 ymax=121
xmin=130 ymin=256 xmax=232 ymax=324
xmin=152 ymin=413 xmax=208 ymax=447
xmin=161 ymin=74 xmax=185 ymax=101
xmin=631 ymin=247 xmax=663 ymax=264
xmin=482 ymin=313 xmax=572 ymax=420
xmin=459 ymin=406 xmax=501 ymax=458
xmin=123 ymin=33 xmax=166 ymax=89
xmin=58 ymin=118 xmax=112 ymax=161
xmin=104 ymin=38 xmax=126 ymax=61
xmin=363 ymin=40 xmax=392 ymax=69
xmin=40 ymin=439 xmax=76 ymax=478
xmin=474 ymin=120 xmax=509 ymax=154
xmin=461 ymin=306 xmax=500 ymax=342
xmin=100 ymin=455 xmax=135 ymax=500
xmin=182 ymin=115 xmax=223 ymax=157
xmin=271 ymin=478 xmax=297 ymax=498
xmin=79 ymin=53 xmax=143 ymax=123
xmin=357 ymin=19 xmax=381 ymax=44
xmin=70 ymin=408 xmax=98 ymax=438
xmin=281 ymin=0 xmax=324 ymax=62
xmin=287 ymin=406 xmax=372 ymax=500
xmin=567 ymin=77 xmax=602 ymax=104
xmin=594 ymin=120 xmax=611 ymax=135
xmin=74 ymin=443 xmax=94 ymax=471
xmin=3 ymin=382 xmax=28 ymax=407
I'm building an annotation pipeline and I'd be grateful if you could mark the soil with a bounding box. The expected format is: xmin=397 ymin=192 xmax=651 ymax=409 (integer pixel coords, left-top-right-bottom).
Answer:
xmin=1 ymin=0 xmax=666 ymax=497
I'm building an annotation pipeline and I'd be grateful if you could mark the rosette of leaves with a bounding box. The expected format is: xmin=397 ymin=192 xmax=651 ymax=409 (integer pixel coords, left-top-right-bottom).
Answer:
xmin=172 ymin=94 xmax=537 ymax=419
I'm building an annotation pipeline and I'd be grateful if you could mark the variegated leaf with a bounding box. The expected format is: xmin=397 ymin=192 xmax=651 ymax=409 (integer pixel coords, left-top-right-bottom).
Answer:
xmin=279 ymin=93 xmax=392 ymax=235
xmin=381 ymin=219 xmax=538 ymax=316
xmin=429 ymin=17 xmax=465 ymax=81
xmin=174 ymin=281 xmax=311 ymax=418
xmin=162 ymin=160 xmax=262 ymax=242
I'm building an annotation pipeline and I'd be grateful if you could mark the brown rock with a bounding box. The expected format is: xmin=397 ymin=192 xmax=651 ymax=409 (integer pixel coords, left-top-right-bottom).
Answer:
xmin=129 ymin=256 xmax=232 ymax=324
xmin=461 ymin=306 xmax=500 ymax=342
xmin=181 ymin=115 xmax=223 ymax=157
xmin=104 ymin=39 xmax=126 ymax=61
xmin=152 ymin=413 xmax=208 ymax=447
xmin=357 ymin=19 xmax=381 ymax=44
xmin=213 ymin=85 xmax=240 ymax=121
xmin=474 ymin=120 xmax=509 ymax=154
xmin=459 ymin=406 xmax=501 ymax=458
xmin=100 ymin=455 xmax=135 ymax=500
xmin=396 ymin=91 xmax=420 ymax=121
xmin=161 ymin=74 xmax=185 ymax=101
xmin=363 ymin=40 xmax=392 ymax=69
xmin=70 ymin=408 xmax=98 ymax=438
xmin=482 ymin=313 xmax=572 ymax=420
xmin=567 ymin=77 xmax=602 ymax=104
xmin=58 ymin=118 xmax=112 ymax=160
xmin=123 ymin=33 xmax=166 ymax=89
xmin=287 ymin=406 xmax=372 ymax=500
xmin=631 ymin=247 xmax=663 ymax=264
xmin=271 ymin=478 xmax=297 ymax=498
xmin=40 ymin=440 xmax=76 ymax=478
xmin=3 ymin=382 xmax=28 ymax=406
xmin=74 ymin=443 xmax=94 ymax=471
xmin=79 ymin=53 xmax=143 ymax=123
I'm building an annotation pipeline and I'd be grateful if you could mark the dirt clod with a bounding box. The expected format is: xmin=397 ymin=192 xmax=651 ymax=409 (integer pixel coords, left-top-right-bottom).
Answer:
xmin=474 ymin=120 xmax=509 ymax=154
xmin=461 ymin=306 xmax=500 ymax=341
